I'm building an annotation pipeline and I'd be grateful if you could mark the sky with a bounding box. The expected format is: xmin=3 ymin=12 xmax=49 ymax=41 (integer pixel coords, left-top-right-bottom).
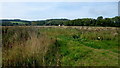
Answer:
xmin=0 ymin=2 xmax=118 ymax=21
xmin=0 ymin=0 xmax=119 ymax=2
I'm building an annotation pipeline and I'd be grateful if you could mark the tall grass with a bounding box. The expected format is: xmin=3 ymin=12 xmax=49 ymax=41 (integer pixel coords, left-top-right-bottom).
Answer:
xmin=2 ymin=26 xmax=56 ymax=67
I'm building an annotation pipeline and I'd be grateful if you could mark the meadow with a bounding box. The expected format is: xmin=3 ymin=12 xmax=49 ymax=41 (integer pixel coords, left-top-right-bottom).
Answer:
xmin=2 ymin=26 xmax=120 ymax=67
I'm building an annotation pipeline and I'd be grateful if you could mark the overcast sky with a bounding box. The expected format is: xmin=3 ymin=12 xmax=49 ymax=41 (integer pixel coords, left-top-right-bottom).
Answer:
xmin=0 ymin=2 xmax=118 ymax=20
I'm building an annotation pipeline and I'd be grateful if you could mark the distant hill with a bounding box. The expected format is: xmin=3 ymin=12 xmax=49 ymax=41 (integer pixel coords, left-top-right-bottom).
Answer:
xmin=0 ymin=19 xmax=31 ymax=26
xmin=0 ymin=16 xmax=120 ymax=27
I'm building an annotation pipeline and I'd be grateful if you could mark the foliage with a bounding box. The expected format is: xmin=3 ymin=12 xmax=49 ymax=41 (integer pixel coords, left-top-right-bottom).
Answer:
xmin=1 ymin=16 xmax=120 ymax=27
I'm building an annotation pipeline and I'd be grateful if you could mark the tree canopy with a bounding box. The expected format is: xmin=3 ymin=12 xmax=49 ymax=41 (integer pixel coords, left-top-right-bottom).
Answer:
xmin=1 ymin=16 xmax=120 ymax=27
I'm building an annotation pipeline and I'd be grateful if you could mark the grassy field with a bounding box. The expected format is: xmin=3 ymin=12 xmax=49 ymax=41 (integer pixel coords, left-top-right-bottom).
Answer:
xmin=2 ymin=26 xmax=120 ymax=67
xmin=11 ymin=21 xmax=26 ymax=24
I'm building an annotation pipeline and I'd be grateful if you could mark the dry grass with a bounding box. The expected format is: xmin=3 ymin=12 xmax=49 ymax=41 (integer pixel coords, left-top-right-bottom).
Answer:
xmin=2 ymin=26 xmax=56 ymax=67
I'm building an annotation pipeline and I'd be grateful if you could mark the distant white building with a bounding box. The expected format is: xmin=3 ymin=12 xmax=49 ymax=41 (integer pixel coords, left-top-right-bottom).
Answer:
xmin=114 ymin=21 xmax=116 ymax=23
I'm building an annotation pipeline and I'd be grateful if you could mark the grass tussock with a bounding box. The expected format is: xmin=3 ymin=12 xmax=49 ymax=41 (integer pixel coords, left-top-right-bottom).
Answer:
xmin=2 ymin=26 xmax=56 ymax=67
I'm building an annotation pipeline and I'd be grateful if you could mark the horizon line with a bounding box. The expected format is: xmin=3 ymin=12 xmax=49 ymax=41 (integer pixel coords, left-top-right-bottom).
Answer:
xmin=0 ymin=16 xmax=118 ymax=21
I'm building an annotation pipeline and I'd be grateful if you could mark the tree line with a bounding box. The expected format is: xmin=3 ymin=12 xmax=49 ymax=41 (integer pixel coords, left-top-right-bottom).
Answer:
xmin=0 ymin=16 xmax=120 ymax=27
